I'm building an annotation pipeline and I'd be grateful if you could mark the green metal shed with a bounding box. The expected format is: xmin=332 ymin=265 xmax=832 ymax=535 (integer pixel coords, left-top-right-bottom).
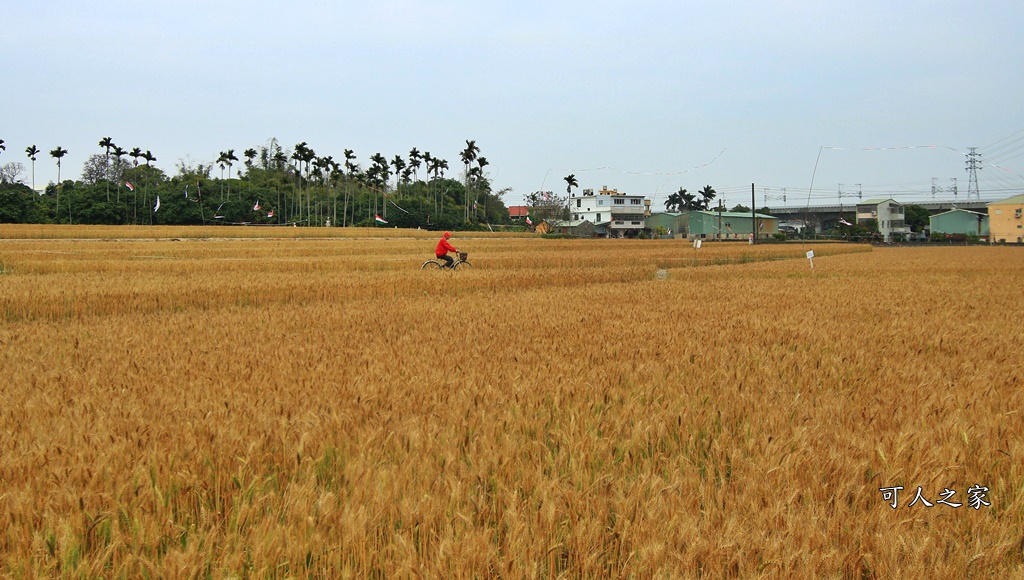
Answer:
xmin=929 ymin=209 xmax=988 ymax=236
xmin=686 ymin=211 xmax=778 ymax=240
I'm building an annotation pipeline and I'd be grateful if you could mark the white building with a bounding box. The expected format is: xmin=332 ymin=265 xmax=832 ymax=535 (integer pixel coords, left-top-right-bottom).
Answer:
xmin=856 ymin=198 xmax=910 ymax=242
xmin=570 ymin=186 xmax=651 ymax=237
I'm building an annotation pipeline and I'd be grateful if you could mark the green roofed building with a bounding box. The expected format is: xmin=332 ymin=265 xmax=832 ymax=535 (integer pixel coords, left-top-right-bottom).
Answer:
xmin=929 ymin=208 xmax=989 ymax=237
xmin=684 ymin=211 xmax=778 ymax=240
xmin=645 ymin=212 xmax=686 ymax=237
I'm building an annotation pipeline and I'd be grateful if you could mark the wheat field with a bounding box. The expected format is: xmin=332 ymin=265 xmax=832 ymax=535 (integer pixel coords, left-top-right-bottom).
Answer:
xmin=0 ymin=228 xmax=1021 ymax=577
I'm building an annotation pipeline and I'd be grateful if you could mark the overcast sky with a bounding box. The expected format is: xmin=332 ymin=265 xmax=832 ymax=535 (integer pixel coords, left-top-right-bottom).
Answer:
xmin=4 ymin=0 xmax=1023 ymax=210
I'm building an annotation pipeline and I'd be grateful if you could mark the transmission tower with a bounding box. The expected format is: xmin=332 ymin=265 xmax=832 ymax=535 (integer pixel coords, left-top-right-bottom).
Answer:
xmin=965 ymin=147 xmax=981 ymax=200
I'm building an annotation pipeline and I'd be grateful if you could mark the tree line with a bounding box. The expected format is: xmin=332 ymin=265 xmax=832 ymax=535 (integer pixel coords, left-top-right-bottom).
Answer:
xmin=0 ymin=137 xmax=512 ymax=230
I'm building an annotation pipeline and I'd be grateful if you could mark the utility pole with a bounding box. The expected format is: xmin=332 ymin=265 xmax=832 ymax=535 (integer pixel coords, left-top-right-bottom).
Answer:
xmin=966 ymin=147 xmax=981 ymax=201
xmin=751 ymin=183 xmax=756 ymax=244
xmin=838 ymin=183 xmax=861 ymax=226
xmin=717 ymin=199 xmax=723 ymax=241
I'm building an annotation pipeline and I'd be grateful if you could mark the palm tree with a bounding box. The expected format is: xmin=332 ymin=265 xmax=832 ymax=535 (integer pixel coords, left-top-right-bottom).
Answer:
xmin=390 ymin=154 xmax=406 ymax=194
xmin=408 ymin=147 xmax=421 ymax=182
xmin=343 ymin=149 xmax=357 ymax=226
xmin=563 ymin=173 xmax=578 ymax=196
xmin=50 ymin=146 xmax=68 ymax=218
xmin=216 ymin=151 xmax=227 ymax=196
xmin=143 ymin=151 xmax=156 ymax=224
xmin=25 ymin=145 xmax=40 ymax=190
xmin=698 ymin=185 xmax=716 ymax=211
xmin=369 ymin=153 xmax=389 ymax=218
xmin=0 ymin=139 xmax=5 ymax=157
xmin=473 ymin=156 xmax=490 ymax=219
xmin=224 ymin=149 xmax=238 ymax=199
xmin=460 ymin=140 xmax=479 ymax=220
xmin=243 ymin=148 xmax=257 ymax=168
xmin=98 ymin=137 xmax=114 ymax=201
xmin=112 ymin=146 xmax=126 ymax=204
xmin=664 ymin=188 xmax=683 ymax=212
xmin=129 ymin=147 xmax=142 ymax=167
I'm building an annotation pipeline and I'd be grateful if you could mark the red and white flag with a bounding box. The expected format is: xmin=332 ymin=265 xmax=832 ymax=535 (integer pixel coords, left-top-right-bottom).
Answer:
xmin=125 ymin=182 xmax=134 ymax=191
xmin=253 ymin=201 xmax=261 ymax=211
xmin=267 ymin=210 xmax=274 ymax=218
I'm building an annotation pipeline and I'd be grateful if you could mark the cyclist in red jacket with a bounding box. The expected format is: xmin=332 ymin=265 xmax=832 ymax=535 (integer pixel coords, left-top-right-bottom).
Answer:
xmin=435 ymin=231 xmax=458 ymax=268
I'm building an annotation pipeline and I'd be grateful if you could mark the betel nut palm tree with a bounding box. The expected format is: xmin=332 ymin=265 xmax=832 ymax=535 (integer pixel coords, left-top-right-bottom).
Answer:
xmin=50 ymin=146 xmax=69 ymax=218
xmin=99 ymin=136 xmax=114 ymax=201
xmin=25 ymin=145 xmax=40 ymax=190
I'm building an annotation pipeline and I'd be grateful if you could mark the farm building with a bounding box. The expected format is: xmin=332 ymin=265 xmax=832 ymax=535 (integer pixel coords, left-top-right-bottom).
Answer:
xmin=645 ymin=212 xmax=685 ymax=236
xmin=987 ymin=194 xmax=1024 ymax=243
xmin=535 ymin=219 xmax=595 ymax=237
xmin=685 ymin=211 xmax=779 ymax=240
xmin=929 ymin=209 xmax=989 ymax=237
xmin=507 ymin=206 xmax=530 ymax=221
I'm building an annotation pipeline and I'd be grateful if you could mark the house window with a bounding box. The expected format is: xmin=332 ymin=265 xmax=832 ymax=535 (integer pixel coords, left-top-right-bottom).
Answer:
xmin=614 ymin=198 xmax=624 ymax=205
xmin=598 ymin=199 xmax=605 ymax=205
xmin=596 ymin=213 xmax=601 ymax=222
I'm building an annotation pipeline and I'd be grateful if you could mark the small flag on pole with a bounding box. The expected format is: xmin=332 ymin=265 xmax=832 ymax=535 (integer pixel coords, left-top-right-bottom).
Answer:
xmin=253 ymin=201 xmax=261 ymax=211
xmin=267 ymin=210 xmax=274 ymax=218
xmin=153 ymin=196 xmax=160 ymax=212
xmin=839 ymin=218 xmax=853 ymax=226
xmin=525 ymin=216 xmax=533 ymax=226
xmin=374 ymin=214 xmax=388 ymax=225
xmin=125 ymin=182 xmax=134 ymax=191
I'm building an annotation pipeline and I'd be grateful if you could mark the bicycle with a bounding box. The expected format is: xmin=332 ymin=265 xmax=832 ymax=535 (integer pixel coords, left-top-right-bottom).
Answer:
xmin=421 ymin=251 xmax=471 ymax=270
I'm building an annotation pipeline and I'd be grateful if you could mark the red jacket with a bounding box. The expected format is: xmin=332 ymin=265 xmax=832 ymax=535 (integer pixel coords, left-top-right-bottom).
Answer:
xmin=435 ymin=237 xmax=457 ymax=257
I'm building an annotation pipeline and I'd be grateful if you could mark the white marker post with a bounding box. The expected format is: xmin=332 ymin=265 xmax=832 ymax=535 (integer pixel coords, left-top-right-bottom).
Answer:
xmin=806 ymin=249 xmax=815 ymax=270
xmin=692 ymin=238 xmax=702 ymax=266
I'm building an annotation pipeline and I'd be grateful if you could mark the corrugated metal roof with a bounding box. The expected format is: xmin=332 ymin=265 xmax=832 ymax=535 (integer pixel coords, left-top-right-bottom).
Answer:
xmin=990 ymin=193 xmax=1024 ymax=205
xmin=692 ymin=211 xmax=777 ymax=219
xmin=931 ymin=208 xmax=986 ymax=218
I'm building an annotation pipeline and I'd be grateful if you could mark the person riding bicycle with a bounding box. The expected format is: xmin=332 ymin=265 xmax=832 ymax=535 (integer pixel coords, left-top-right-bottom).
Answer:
xmin=435 ymin=231 xmax=458 ymax=269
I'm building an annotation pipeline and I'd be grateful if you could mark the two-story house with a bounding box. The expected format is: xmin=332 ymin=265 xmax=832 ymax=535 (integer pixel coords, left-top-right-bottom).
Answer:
xmin=856 ymin=198 xmax=910 ymax=242
xmin=570 ymin=186 xmax=651 ymax=237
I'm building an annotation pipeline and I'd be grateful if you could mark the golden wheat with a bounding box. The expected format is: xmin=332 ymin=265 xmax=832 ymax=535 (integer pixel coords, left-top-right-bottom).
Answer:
xmin=0 ymin=230 xmax=1020 ymax=577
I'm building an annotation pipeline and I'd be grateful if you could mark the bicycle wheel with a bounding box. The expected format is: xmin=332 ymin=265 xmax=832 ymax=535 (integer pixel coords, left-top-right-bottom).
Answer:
xmin=421 ymin=260 xmax=442 ymax=270
xmin=454 ymin=260 xmax=472 ymax=270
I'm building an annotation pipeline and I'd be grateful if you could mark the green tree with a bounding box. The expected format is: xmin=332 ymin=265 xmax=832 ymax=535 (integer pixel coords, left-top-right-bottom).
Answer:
xmin=730 ymin=204 xmax=750 ymax=213
xmin=904 ymin=204 xmax=929 ymax=233
xmin=112 ymin=146 xmax=127 ymax=204
xmin=563 ymin=173 xmax=578 ymax=195
xmin=698 ymin=185 xmax=716 ymax=211
xmin=460 ymin=140 xmax=479 ymax=221
xmin=526 ymin=190 xmax=568 ymax=223
xmin=25 ymin=145 xmax=40 ymax=190
xmin=664 ymin=188 xmax=684 ymax=212
xmin=98 ymin=136 xmax=114 ymax=201
xmin=408 ymin=147 xmax=421 ymax=181
xmin=50 ymin=146 xmax=68 ymax=218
